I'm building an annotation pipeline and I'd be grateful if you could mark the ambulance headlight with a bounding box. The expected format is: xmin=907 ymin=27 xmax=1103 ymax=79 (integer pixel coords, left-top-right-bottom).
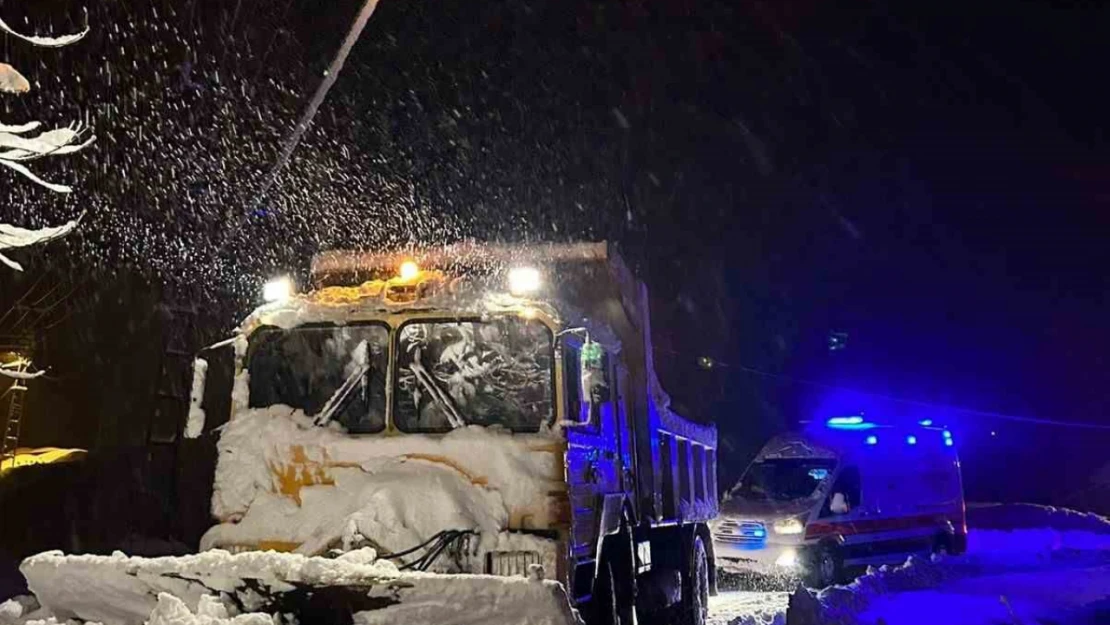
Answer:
xmin=508 ymin=267 xmax=541 ymax=295
xmin=772 ymin=517 xmax=805 ymax=535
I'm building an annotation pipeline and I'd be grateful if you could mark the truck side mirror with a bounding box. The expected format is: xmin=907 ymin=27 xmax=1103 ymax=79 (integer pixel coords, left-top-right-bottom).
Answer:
xmin=580 ymin=341 xmax=610 ymax=404
xmin=830 ymin=492 xmax=850 ymax=515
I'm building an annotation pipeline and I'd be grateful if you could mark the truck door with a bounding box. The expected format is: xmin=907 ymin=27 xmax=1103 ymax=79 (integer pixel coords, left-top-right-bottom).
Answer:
xmin=613 ymin=363 xmax=636 ymax=505
xmin=564 ymin=340 xmax=623 ymax=589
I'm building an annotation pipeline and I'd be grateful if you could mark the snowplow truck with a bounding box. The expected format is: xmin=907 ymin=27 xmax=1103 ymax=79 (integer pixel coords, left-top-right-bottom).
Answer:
xmin=209 ymin=241 xmax=719 ymax=622
xmin=20 ymin=242 xmax=718 ymax=625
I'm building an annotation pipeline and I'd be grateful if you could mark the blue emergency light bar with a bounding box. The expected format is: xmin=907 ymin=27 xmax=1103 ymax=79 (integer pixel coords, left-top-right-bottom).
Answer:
xmin=825 ymin=416 xmax=879 ymax=431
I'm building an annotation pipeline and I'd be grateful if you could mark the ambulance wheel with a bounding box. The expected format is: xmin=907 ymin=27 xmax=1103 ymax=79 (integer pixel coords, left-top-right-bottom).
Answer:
xmin=806 ymin=545 xmax=841 ymax=589
xmin=679 ymin=535 xmax=710 ymax=625
xmin=932 ymin=533 xmax=952 ymax=557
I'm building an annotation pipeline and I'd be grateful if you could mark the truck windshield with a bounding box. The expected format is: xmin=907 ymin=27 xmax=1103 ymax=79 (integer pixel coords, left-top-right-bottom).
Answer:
xmin=394 ymin=317 xmax=554 ymax=433
xmin=734 ymin=458 xmax=838 ymax=502
xmin=246 ymin=324 xmax=389 ymax=433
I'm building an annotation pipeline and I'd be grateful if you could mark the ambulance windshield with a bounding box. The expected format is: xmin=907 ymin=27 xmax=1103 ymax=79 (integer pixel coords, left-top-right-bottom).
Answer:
xmin=735 ymin=458 xmax=837 ymax=502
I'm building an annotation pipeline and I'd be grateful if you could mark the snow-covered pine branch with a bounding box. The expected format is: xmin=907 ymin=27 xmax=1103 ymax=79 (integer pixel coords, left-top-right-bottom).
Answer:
xmin=0 ymin=16 xmax=93 ymax=270
xmin=0 ymin=211 xmax=84 ymax=270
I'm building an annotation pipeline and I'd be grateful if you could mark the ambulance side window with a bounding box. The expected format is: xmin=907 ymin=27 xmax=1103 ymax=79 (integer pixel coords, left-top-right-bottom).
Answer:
xmin=822 ymin=466 xmax=861 ymax=517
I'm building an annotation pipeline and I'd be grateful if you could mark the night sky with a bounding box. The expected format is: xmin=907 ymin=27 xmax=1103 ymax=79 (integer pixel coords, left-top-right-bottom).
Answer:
xmin=1 ymin=0 xmax=1109 ymax=525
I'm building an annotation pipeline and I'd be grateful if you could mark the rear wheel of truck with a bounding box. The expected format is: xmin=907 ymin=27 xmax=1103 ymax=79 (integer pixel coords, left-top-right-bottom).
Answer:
xmin=679 ymin=535 xmax=710 ymax=625
xmin=594 ymin=560 xmax=634 ymax=625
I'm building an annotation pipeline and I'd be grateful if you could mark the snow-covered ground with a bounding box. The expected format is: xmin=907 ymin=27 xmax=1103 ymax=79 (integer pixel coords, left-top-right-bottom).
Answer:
xmin=709 ymin=505 xmax=1110 ymax=625
xmin=708 ymin=591 xmax=787 ymax=625
xmin=858 ymin=563 xmax=1110 ymax=625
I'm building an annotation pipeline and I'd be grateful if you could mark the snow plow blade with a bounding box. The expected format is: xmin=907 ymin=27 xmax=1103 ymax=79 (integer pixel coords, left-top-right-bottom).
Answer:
xmin=20 ymin=549 xmax=581 ymax=625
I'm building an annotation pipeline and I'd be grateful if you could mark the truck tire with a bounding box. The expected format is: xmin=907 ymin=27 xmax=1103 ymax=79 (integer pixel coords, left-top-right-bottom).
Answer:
xmin=679 ymin=535 xmax=710 ymax=625
xmin=593 ymin=561 xmax=634 ymax=625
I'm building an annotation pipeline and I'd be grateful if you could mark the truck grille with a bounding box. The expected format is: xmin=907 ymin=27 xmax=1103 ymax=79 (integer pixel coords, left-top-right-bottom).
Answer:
xmin=486 ymin=550 xmax=542 ymax=577
xmin=714 ymin=520 xmax=767 ymax=545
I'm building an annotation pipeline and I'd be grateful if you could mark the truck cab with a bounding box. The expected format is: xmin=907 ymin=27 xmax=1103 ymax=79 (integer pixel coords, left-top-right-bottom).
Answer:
xmin=194 ymin=242 xmax=718 ymax=624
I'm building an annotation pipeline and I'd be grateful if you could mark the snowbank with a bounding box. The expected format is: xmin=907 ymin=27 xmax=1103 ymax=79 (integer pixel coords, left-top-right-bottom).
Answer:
xmin=857 ymin=564 xmax=1110 ymax=625
xmin=20 ymin=549 xmax=579 ymax=625
xmin=969 ymin=528 xmax=1110 ymax=554
xmin=967 ymin=502 xmax=1110 ymax=533
xmin=784 ymin=525 xmax=1110 ymax=625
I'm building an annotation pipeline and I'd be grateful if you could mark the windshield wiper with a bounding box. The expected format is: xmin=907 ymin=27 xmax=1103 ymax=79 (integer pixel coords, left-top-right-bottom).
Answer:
xmin=409 ymin=346 xmax=467 ymax=429
xmin=313 ymin=362 xmax=370 ymax=427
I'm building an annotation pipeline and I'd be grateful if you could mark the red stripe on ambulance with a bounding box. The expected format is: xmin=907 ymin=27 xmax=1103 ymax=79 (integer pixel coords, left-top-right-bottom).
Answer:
xmin=804 ymin=513 xmax=952 ymax=539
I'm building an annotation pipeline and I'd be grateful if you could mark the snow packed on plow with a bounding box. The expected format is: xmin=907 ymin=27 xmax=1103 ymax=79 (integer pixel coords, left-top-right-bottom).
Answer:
xmin=9 ymin=548 xmax=579 ymax=625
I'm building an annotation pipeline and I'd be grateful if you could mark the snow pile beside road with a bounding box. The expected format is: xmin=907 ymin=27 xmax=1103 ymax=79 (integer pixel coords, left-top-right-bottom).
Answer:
xmin=970 ymin=528 xmax=1110 ymax=554
xmin=786 ymin=555 xmax=957 ymax=625
xmin=967 ymin=503 xmax=1110 ymax=533
xmin=785 ymin=524 xmax=1110 ymax=625
xmin=19 ymin=549 xmax=579 ymax=625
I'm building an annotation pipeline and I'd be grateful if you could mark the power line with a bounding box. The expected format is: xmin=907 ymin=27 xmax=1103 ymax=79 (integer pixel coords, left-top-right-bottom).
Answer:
xmin=671 ymin=350 xmax=1110 ymax=431
xmin=225 ymin=0 xmax=383 ymax=238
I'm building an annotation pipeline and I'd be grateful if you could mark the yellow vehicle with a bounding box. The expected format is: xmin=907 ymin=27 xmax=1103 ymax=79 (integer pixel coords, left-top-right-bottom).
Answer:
xmin=0 ymin=447 xmax=86 ymax=477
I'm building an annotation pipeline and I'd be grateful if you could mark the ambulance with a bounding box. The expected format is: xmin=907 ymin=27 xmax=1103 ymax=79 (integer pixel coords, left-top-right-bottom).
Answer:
xmin=712 ymin=417 xmax=967 ymax=587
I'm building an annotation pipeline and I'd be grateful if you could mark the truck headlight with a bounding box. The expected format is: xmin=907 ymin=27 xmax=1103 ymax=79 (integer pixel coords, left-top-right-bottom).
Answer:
xmin=772 ymin=517 xmax=805 ymax=535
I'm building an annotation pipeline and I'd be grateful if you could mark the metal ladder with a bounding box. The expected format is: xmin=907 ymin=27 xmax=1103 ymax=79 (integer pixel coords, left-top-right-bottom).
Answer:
xmin=1 ymin=362 xmax=30 ymax=470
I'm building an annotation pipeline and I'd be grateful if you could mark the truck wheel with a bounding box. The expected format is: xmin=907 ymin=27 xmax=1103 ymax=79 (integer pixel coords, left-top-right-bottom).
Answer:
xmin=680 ymin=535 xmax=710 ymax=625
xmin=594 ymin=561 xmax=634 ymax=625
xmin=805 ymin=545 xmax=840 ymax=589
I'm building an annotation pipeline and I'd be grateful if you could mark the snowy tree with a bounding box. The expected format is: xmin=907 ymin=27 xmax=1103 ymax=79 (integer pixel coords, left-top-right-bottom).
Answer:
xmin=0 ymin=16 xmax=93 ymax=271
